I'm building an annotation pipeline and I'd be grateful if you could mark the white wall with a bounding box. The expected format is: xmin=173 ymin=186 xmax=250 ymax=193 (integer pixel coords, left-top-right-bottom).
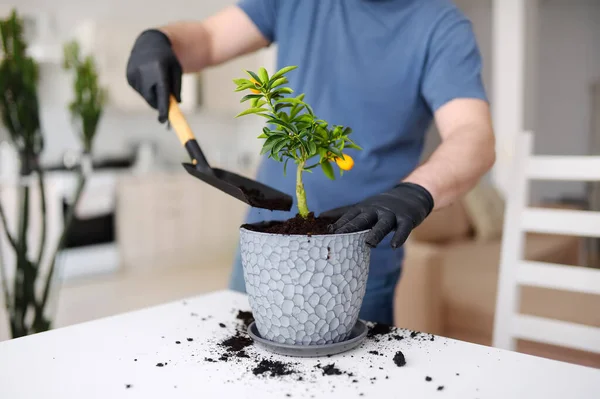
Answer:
xmin=534 ymin=0 xmax=600 ymax=202
xmin=456 ymin=0 xmax=600 ymax=203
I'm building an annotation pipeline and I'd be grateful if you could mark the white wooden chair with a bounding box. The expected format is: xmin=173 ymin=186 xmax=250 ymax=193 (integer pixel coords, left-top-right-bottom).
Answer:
xmin=493 ymin=131 xmax=600 ymax=354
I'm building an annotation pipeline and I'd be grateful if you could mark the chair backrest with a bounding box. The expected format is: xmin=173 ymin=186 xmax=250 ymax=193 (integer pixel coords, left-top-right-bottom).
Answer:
xmin=492 ymin=131 xmax=600 ymax=354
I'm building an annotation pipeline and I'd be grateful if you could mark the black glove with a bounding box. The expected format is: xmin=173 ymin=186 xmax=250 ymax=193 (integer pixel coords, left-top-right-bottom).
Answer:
xmin=322 ymin=182 xmax=434 ymax=249
xmin=126 ymin=29 xmax=182 ymax=123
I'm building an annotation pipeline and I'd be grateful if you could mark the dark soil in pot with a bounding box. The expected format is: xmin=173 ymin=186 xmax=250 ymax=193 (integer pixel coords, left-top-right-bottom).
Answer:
xmin=241 ymin=212 xmax=336 ymax=235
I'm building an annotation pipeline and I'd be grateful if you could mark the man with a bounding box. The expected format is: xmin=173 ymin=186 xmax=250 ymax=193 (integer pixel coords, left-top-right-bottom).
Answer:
xmin=126 ymin=0 xmax=495 ymax=326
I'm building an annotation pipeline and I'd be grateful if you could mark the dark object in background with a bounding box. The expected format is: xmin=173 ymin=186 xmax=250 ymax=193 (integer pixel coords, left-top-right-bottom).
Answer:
xmin=57 ymin=155 xmax=134 ymax=249
xmin=44 ymin=156 xmax=134 ymax=172
xmin=62 ymin=200 xmax=114 ymax=248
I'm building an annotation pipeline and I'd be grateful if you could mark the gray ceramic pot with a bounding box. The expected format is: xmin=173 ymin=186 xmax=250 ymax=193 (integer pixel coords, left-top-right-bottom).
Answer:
xmin=239 ymin=226 xmax=371 ymax=345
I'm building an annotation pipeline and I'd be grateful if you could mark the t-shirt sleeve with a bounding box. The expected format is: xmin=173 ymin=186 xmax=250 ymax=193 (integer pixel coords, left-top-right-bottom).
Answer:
xmin=236 ymin=0 xmax=278 ymax=43
xmin=421 ymin=10 xmax=488 ymax=113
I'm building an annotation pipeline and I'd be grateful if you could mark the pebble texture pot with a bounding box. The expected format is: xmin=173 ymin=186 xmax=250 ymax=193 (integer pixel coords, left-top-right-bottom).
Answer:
xmin=239 ymin=227 xmax=371 ymax=345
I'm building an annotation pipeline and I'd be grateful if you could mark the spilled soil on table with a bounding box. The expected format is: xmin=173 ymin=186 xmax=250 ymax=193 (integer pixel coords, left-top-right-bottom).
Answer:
xmin=253 ymin=359 xmax=296 ymax=377
xmin=205 ymin=318 xmax=445 ymax=387
xmin=141 ymin=309 xmax=452 ymax=394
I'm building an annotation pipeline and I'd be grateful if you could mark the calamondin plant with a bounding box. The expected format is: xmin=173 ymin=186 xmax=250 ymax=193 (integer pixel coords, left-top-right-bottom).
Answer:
xmin=233 ymin=65 xmax=361 ymax=219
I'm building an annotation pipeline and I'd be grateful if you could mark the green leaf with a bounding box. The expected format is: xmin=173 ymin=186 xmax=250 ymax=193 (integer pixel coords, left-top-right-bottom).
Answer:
xmin=233 ymin=78 xmax=252 ymax=86
xmin=234 ymin=82 xmax=256 ymax=92
xmin=315 ymin=125 xmax=328 ymax=139
xmin=241 ymin=94 xmax=262 ymax=103
xmin=271 ymin=147 xmax=282 ymax=161
xmin=255 ymin=112 xmax=273 ymax=119
xmin=272 ymin=138 xmax=288 ymax=154
xmin=321 ymin=161 xmax=335 ymax=180
xmin=257 ymin=133 xmax=268 ymax=138
xmin=235 ymin=107 xmax=266 ymax=117
xmin=290 ymin=105 xmax=304 ymax=120
xmin=283 ymin=158 xmax=290 ymax=176
xmin=345 ymin=142 xmax=362 ymax=150
xmin=260 ymin=141 xmax=276 ymax=155
xmin=332 ymin=126 xmax=343 ymax=138
xmin=272 ymin=87 xmax=294 ymax=95
xmin=308 ymin=141 xmax=317 ymax=156
xmin=255 ymin=99 xmax=267 ymax=108
xmin=270 ymin=65 xmax=298 ymax=81
xmin=328 ymin=146 xmax=344 ymax=158
xmin=258 ymin=67 xmax=269 ymax=83
xmin=270 ymin=77 xmax=287 ymax=89
xmin=276 ymin=97 xmax=304 ymax=105
xmin=245 ymin=70 xmax=262 ymax=84
xmin=303 ymin=103 xmax=314 ymax=116
xmin=258 ymin=127 xmax=280 ymax=139
xmin=304 ymin=162 xmax=320 ymax=170
xmin=267 ymin=117 xmax=297 ymax=133
xmin=299 ymin=140 xmax=311 ymax=157
xmin=278 ymin=97 xmax=313 ymax=115
xmin=275 ymin=103 xmax=292 ymax=112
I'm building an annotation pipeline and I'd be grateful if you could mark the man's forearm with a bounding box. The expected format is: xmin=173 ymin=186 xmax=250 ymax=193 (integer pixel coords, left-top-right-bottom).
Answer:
xmin=158 ymin=6 xmax=270 ymax=74
xmin=158 ymin=22 xmax=214 ymax=73
xmin=403 ymin=126 xmax=495 ymax=210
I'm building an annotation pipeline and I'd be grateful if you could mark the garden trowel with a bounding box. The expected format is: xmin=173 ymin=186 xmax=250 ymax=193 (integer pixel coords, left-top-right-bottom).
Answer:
xmin=167 ymin=95 xmax=293 ymax=211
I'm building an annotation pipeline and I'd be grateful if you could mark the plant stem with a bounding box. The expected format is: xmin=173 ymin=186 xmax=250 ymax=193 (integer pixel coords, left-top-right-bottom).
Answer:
xmin=39 ymin=170 xmax=86 ymax=312
xmin=0 ymin=196 xmax=18 ymax=251
xmin=17 ymin=182 xmax=29 ymax=255
xmin=296 ymin=161 xmax=309 ymax=218
xmin=266 ymin=93 xmax=310 ymax=218
xmin=0 ymin=230 xmax=13 ymax=314
xmin=13 ymin=181 xmax=30 ymax=335
xmin=34 ymin=166 xmax=47 ymax=266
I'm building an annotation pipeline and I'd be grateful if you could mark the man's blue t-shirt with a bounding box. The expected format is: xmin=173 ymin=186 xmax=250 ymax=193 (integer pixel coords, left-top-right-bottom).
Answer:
xmin=236 ymin=0 xmax=487 ymax=276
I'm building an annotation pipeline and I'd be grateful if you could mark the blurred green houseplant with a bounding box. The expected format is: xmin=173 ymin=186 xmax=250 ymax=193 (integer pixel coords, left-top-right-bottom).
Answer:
xmin=0 ymin=9 xmax=107 ymax=338
xmin=63 ymin=40 xmax=107 ymax=155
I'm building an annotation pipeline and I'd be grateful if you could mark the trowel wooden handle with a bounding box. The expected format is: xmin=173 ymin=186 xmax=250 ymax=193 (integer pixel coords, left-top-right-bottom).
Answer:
xmin=168 ymin=95 xmax=195 ymax=145
xmin=167 ymin=95 xmax=212 ymax=171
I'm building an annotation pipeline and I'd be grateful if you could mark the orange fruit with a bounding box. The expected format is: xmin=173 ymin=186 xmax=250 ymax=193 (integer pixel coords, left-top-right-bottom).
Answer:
xmin=250 ymin=78 xmax=260 ymax=94
xmin=335 ymin=154 xmax=354 ymax=171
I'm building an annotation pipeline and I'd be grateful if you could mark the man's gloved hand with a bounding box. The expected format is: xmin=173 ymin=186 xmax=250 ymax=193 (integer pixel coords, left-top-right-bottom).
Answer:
xmin=126 ymin=29 xmax=182 ymax=123
xmin=322 ymin=182 xmax=434 ymax=249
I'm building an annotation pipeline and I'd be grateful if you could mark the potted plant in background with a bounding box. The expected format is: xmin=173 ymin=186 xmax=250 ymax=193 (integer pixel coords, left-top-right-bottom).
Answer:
xmin=0 ymin=8 xmax=107 ymax=338
xmin=234 ymin=66 xmax=370 ymax=347
xmin=62 ymin=39 xmax=107 ymax=162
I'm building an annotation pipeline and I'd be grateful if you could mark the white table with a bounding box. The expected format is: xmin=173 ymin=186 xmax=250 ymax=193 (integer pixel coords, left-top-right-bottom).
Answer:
xmin=0 ymin=290 xmax=598 ymax=398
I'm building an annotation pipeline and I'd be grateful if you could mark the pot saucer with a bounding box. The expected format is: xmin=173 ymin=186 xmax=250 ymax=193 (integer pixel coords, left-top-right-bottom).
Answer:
xmin=247 ymin=320 xmax=367 ymax=357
